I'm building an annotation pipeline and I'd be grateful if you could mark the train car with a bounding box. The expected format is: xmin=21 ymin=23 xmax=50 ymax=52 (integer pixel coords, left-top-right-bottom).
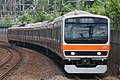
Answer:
xmin=7 ymin=10 xmax=110 ymax=74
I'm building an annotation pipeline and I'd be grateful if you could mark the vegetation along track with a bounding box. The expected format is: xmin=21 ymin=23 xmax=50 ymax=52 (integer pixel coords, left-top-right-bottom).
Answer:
xmin=0 ymin=43 xmax=23 ymax=80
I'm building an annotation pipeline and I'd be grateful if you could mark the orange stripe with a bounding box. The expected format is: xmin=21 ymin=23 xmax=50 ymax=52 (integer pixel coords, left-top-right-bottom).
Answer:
xmin=61 ymin=45 xmax=110 ymax=50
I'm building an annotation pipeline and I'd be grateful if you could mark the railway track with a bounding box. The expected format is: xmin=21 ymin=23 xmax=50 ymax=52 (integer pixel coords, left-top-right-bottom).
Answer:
xmin=0 ymin=41 xmax=108 ymax=80
xmin=0 ymin=43 xmax=23 ymax=80
xmin=73 ymin=74 xmax=103 ymax=80
xmin=0 ymin=47 xmax=13 ymax=67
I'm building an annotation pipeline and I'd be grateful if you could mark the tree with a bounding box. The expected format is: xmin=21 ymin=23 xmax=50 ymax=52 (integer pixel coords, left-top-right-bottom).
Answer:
xmin=18 ymin=13 xmax=33 ymax=24
xmin=105 ymin=0 xmax=120 ymax=29
xmin=3 ymin=14 xmax=12 ymax=26
xmin=84 ymin=1 xmax=106 ymax=15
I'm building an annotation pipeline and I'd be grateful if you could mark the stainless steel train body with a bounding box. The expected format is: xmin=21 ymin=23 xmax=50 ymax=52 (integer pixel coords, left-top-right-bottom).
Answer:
xmin=7 ymin=11 xmax=110 ymax=74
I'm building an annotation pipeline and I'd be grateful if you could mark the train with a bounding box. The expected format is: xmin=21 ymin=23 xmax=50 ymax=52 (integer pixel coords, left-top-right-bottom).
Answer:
xmin=7 ymin=10 xmax=110 ymax=74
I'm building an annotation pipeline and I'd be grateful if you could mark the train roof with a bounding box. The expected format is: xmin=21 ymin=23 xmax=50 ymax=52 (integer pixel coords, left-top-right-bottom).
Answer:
xmin=8 ymin=21 xmax=48 ymax=29
xmin=64 ymin=10 xmax=92 ymax=16
xmin=54 ymin=10 xmax=92 ymax=22
xmin=8 ymin=10 xmax=109 ymax=30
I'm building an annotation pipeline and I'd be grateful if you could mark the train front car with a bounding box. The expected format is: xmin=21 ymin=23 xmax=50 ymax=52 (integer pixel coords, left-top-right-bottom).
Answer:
xmin=62 ymin=11 xmax=110 ymax=74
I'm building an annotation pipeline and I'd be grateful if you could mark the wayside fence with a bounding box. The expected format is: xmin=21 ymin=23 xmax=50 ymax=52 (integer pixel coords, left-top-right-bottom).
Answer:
xmin=109 ymin=30 xmax=120 ymax=76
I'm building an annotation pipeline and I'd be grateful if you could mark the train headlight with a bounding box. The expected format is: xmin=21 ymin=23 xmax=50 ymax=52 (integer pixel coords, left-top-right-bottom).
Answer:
xmin=71 ymin=52 xmax=75 ymax=55
xmin=97 ymin=52 xmax=101 ymax=56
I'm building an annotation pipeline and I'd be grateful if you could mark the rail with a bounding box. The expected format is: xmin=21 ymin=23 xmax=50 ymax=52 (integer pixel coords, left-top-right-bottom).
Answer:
xmin=0 ymin=43 xmax=23 ymax=80
xmin=73 ymin=74 xmax=103 ymax=80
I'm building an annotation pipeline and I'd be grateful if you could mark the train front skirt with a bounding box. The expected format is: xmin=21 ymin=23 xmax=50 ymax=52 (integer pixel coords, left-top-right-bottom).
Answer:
xmin=64 ymin=65 xmax=107 ymax=73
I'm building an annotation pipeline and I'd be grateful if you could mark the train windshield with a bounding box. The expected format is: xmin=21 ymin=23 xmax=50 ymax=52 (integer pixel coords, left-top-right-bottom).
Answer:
xmin=64 ymin=17 xmax=108 ymax=44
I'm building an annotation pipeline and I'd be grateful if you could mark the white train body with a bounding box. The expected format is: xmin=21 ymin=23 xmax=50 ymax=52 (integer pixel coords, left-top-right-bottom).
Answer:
xmin=8 ymin=11 xmax=110 ymax=74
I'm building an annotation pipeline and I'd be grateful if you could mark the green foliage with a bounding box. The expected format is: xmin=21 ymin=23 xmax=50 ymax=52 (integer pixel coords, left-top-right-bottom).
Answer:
xmin=105 ymin=0 xmax=120 ymax=30
xmin=18 ymin=13 xmax=33 ymax=24
xmin=85 ymin=1 xmax=106 ymax=15
xmin=1 ymin=0 xmax=119 ymax=30
xmin=79 ymin=0 xmax=120 ymax=30
xmin=61 ymin=3 xmax=76 ymax=14
xmin=34 ymin=11 xmax=54 ymax=22
xmin=33 ymin=11 xmax=48 ymax=22
xmin=3 ymin=14 xmax=12 ymax=26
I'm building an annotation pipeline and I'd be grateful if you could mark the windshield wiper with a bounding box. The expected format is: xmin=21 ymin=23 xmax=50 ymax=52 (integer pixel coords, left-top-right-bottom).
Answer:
xmin=98 ymin=32 xmax=106 ymax=35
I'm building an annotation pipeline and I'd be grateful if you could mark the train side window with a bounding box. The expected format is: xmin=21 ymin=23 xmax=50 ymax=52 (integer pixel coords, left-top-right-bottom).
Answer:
xmin=39 ymin=29 xmax=41 ymax=37
xmin=23 ymin=30 xmax=25 ymax=35
xmin=11 ymin=30 xmax=13 ymax=35
xmin=46 ymin=27 xmax=48 ymax=38
xmin=31 ymin=30 xmax=34 ymax=37
xmin=33 ymin=30 xmax=35 ymax=36
xmin=58 ymin=27 xmax=61 ymax=40
xmin=31 ymin=30 xmax=33 ymax=37
xmin=35 ymin=30 xmax=38 ymax=36
xmin=51 ymin=25 xmax=53 ymax=39
xmin=17 ymin=30 xmax=19 ymax=35
xmin=49 ymin=29 xmax=51 ymax=38
xmin=41 ymin=29 xmax=43 ymax=37
xmin=28 ymin=30 xmax=29 ymax=36
xmin=10 ymin=30 xmax=12 ymax=34
xmin=9 ymin=30 xmax=12 ymax=34
xmin=29 ymin=30 xmax=31 ymax=36
xmin=21 ymin=30 xmax=23 ymax=35
xmin=47 ymin=26 xmax=48 ymax=38
xmin=32 ymin=30 xmax=34 ymax=36
xmin=48 ymin=28 xmax=50 ymax=38
xmin=43 ymin=29 xmax=45 ymax=37
xmin=54 ymin=28 xmax=57 ymax=40
xmin=26 ymin=30 xmax=28 ymax=36
xmin=28 ymin=30 xmax=30 ymax=36
xmin=16 ymin=30 xmax=18 ymax=35
xmin=19 ymin=30 xmax=22 ymax=35
xmin=42 ymin=29 xmax=44 ymax=37
xmin=36 ymin=30 xmax=37 ymax=36
xmin=30 ymin=30 xmax=32 ymax=36
xmin=37 ymin=30 xmax=39 ymax=36
xmin=19 ymin=30 xmax=20 ymax=35
xmin=35 ymin=30 xmax=36 ymax=36
xmin=13 ymin=30 xmax=14 ymax=35
xmin=27 ymin=30 xmax=28 ymax=36
xmin=18 ymin=30 xmax=20 ymax=35
xmin=50 ymin=28 xmax=51 ymax=39
xmin=56 ymin=28 xmax=58 ymax=40
xmin=34 ymin=30 xmax=36 ymax=36
xmin=45 ymin=29 xmax=46 ymax=38
xmin=40 ymin=29 xmax=41 ymax=37
xmin=23 ymin=30 xmax=24 ymax=36
xmin=30 ymin=30 xmax=31 ymax=36
xmin=12 ymin=30 xmax=14 ymax=35
xmin=25 ymin=30 xmax=27 ymax=36
xmin=37 ymin=30 xmax=39 ymax=37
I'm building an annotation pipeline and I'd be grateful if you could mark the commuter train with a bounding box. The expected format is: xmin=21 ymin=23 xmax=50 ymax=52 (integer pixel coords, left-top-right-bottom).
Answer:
xmin=7 ymin=10 xmax=110 ymax=74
